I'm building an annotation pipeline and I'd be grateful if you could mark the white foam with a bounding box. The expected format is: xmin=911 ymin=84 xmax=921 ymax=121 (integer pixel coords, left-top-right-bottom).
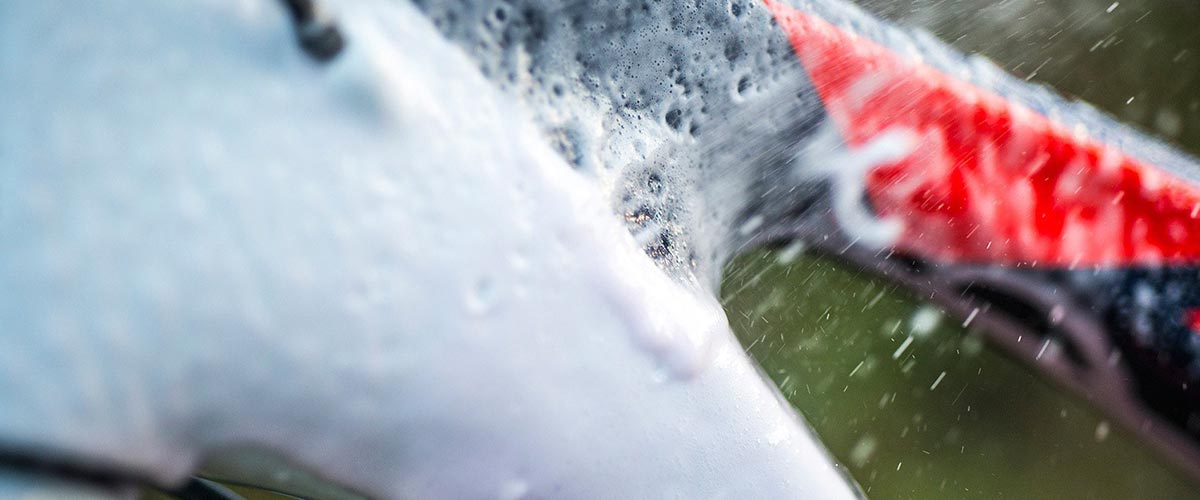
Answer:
xmin=795 ymin=123 xmax=917 ymax=248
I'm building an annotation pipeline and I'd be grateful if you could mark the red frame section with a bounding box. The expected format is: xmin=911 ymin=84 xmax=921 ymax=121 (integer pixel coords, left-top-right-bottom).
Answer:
xmin=764 ymin=0 xmax=1200 ymax=267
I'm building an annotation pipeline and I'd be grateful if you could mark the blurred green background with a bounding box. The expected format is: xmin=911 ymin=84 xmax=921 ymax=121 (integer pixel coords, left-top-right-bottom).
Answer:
xmin=720 ymin=0 xmax=1200 ymax=497
xmin=722 ymin=252 xmax=1195 ymax=498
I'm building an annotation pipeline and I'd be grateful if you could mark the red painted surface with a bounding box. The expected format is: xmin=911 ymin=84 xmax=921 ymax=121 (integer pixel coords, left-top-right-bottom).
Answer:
xmin=764 ymin=0 xmax=1200 ymax=266
xmin=1187 ymin=309 xmax=1200 ymax=333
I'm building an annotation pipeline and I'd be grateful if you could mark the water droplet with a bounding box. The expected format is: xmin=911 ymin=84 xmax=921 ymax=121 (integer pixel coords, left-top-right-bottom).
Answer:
xmin=498 ymin=479 xmax=529 ymax=500
xmin=738 ymin=215 xmax=764 ymax=236
xmin=909 ymin=306 xmax=942 ymax=338
xmin=466 ymin=277 xmax=498 ymax=315
xmin=849 ymin=434 xmax=877 ymax=467
xmin=776 ymin=241 xmax=807 ymax=265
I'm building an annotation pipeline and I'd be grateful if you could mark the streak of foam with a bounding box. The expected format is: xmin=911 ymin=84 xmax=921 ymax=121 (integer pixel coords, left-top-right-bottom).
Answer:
xmin=795 ymin=123 xmax=917 ymax=248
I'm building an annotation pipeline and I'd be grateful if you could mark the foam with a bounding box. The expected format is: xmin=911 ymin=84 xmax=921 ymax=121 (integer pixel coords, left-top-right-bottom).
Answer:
xmin=0 ymin=0 xmax=856 ymax=497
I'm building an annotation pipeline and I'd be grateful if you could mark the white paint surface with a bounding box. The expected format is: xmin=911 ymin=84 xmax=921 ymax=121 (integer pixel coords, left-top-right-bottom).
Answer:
xmin=0 ymin=1 xmax=857 ymax=498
